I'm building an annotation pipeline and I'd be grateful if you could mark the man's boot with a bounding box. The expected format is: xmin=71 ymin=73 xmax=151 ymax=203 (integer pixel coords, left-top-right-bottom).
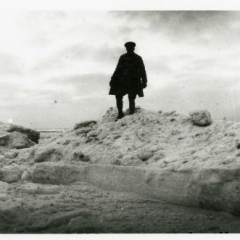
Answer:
xmin=129 ymin=100 xmax=135 ymax=115
xmin=116 ymin=98 xmax=124 ymax=120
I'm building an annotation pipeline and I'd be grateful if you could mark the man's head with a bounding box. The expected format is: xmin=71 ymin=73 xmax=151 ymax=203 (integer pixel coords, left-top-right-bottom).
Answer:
xmin=124 ymin=42 xmax=136 ymax=53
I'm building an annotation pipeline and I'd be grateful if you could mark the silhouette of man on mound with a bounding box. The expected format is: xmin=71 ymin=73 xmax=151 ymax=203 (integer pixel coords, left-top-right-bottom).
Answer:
xmin=109 ymin=42 xmax=147 ymax=120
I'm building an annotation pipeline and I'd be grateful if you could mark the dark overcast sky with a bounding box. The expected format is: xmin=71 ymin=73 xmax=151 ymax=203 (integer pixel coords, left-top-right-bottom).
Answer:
xmin=1 ymin=11 xmax=240 ymax=128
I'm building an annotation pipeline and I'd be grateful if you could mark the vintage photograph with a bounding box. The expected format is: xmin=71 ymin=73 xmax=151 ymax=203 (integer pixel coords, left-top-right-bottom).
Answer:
xmin=0 ymin=9 xmax=240 ymax=233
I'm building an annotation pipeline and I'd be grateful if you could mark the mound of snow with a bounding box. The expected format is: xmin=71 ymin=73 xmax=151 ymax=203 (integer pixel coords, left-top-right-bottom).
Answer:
xmin=189 ymin=110 xmax=212 ymax=127
xmin=24 ymin=107 xmax=240 ymax=172
xmin=0 ymin=122 xmax=38 ymax=158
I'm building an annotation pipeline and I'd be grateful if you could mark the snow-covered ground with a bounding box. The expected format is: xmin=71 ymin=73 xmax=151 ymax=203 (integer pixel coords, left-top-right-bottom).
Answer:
xmin=1 ymin=107 xmax=240 ymax=232
xmin=12 ymin=107 xmax=240 ymax=171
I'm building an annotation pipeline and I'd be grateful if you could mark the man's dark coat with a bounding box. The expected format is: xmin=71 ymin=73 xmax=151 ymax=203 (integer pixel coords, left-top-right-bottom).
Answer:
xmin=109 ymin=52 xmax=147 ymax=97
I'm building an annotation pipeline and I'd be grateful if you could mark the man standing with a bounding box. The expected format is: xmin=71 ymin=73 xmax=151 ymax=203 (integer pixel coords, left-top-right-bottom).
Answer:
xmin=109 ymin=42 xmax=147 ymax=120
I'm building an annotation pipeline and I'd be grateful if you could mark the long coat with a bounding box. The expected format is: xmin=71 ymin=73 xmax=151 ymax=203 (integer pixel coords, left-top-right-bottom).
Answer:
xmin=109 ymin=52 xmax=147 ymax=97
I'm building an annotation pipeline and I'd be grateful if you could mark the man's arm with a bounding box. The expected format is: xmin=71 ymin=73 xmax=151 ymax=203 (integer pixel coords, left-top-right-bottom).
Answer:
xmin=113 ymin=56 xmax=123 ymax=78
xmin=140 ymin=57 xmax=147 ymax=88
xmin=110 ymin=56 xmax=123 ymax=86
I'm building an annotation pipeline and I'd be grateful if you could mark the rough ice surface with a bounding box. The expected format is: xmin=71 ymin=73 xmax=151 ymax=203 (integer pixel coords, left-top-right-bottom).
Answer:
xmin=1 ymin=107 xmax=240 ymax=172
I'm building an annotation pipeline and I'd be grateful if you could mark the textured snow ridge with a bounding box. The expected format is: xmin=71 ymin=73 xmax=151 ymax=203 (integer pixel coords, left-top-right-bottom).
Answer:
xmin=29 ymin=107 xmax=240 ymax=171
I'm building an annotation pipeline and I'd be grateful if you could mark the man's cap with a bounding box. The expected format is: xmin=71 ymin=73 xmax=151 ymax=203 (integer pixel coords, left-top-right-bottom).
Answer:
xmin=124 ymin=42 xmax=136 ymax=48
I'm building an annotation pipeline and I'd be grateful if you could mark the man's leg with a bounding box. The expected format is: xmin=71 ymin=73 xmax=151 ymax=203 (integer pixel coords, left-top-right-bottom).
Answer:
xmin=115 ymin=95 xmax=124 ymax=119
xmin=128 ymin=93 xmax=137 ymax=115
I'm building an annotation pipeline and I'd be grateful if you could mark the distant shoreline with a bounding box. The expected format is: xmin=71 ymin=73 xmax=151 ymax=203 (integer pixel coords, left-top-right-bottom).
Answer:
xmin=37 ymin=128 xmax=69 ymax=133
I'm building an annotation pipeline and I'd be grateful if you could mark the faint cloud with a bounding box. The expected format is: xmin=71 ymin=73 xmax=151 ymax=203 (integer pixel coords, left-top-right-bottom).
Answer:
xmin=32 ymin=43 xmax=123 ymax=73
xmin=48 ymin=73 xmax=110 ymax=95
xmin=32 ymin=44 xmax=89 ymax=72
xmin=0 ymin=53 xmax=24 ymax=75
xmin=113 ymin=11 xmax=240 ymax=45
